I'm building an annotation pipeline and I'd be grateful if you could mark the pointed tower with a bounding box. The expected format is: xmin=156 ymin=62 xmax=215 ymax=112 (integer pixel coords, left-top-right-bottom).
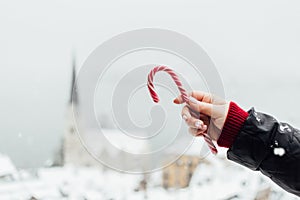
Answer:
xmin=53 ymin=54 xmax=79 ymax=167
xmin=63 ymin=53 xmax=101 ymax=167
xmin=63 ymin=53 xmax=82 ymax=166
xmin=69 ymin=55 xmax=78 ymax=106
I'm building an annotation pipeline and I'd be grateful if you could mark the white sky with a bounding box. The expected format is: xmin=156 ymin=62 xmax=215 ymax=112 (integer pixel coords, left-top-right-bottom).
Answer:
xmin=1 ymin=0 xmax=300 ymax=168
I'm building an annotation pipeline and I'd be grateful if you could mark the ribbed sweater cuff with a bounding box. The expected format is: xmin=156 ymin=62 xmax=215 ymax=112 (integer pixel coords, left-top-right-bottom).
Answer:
xmin=217 ymin=102 xmax=249 ymax=148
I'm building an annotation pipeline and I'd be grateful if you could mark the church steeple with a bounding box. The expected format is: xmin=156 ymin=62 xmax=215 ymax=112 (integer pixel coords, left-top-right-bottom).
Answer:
xmin=69 ymin=53 xmax=78 ymax=105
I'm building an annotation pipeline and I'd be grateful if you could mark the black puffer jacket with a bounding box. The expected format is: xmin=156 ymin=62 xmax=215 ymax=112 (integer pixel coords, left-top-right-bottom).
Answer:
xmin=227 ymin=107 xmax=300 ymax=197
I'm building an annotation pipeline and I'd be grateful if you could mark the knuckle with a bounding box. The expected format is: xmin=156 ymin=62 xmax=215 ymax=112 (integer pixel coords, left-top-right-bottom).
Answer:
xmin=181 ymin=105 xmax=187 ymax=112
xmin=186 ymin=117 xmax=193 ymax=124
xmin=183 ymin=105 xmax=189 ymax=110
xmin=181 ymin=106 xmax=191 ymax=117
xmin=181 ymin=107 xmax=187 ymax=115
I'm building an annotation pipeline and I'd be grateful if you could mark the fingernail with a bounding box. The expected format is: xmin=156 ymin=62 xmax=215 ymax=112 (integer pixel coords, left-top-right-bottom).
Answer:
xmin=182 ymin=114 xmax=188 ymax=120
xmin=195 ymin=121 xmax=202 ymax=128
xmin=173 ymin=98 xmax=179 ymax=104
xmin=189 ymin=96 xmax=199 ymax=104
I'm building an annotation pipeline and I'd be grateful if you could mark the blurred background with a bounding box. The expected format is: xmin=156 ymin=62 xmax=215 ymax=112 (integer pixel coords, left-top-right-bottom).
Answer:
xmin=1 ymin=0 xmax=300 ymax=199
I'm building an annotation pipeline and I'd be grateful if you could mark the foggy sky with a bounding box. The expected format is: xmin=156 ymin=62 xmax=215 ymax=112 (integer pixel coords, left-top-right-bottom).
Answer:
xmin=1 ymin=0 xmax=300 ymax=168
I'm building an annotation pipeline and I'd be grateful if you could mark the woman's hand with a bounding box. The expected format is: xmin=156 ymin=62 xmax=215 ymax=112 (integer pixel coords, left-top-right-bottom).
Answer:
xmin=173 ymin=91 xmax=230 ymax=141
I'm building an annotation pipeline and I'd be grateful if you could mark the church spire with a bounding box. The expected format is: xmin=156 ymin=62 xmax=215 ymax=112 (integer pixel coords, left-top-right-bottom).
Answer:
xmin=69 ymin=52 xmax=78 ymax=105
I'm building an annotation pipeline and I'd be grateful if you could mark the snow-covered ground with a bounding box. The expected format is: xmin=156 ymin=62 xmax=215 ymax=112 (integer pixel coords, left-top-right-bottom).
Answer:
xmin=0 ymin=154 xmax=298 ymax=200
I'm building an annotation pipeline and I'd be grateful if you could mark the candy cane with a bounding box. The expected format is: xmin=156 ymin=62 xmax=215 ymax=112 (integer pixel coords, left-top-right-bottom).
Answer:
xmin=147 ymin=66 xmax=218 ymax=155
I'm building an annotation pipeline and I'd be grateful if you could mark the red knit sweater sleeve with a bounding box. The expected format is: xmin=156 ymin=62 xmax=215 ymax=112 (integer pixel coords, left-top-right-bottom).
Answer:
xmin=217 ymin=102 xmax=249 ymax=148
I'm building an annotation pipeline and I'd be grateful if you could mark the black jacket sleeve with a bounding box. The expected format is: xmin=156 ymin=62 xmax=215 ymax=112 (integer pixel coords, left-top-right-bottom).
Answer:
xmin=227 ymin=108 xmax=300 ymax=197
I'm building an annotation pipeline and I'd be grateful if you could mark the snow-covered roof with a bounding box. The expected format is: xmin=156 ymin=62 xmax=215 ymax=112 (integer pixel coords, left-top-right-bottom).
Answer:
xmin=0 ymin=161 xmax=297 ymax=200
xmin=0 ymin=154 xmax=17 ymax=177
xmin=102 ymin=129 xmax=150 ymax=154
xmin=82 ymin=129 xmax=150 ymax=155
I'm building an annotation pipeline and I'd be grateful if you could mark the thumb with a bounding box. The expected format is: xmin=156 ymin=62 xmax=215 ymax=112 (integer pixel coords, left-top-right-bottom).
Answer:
xmin=188 ymin=98 xmax=214 ymax=117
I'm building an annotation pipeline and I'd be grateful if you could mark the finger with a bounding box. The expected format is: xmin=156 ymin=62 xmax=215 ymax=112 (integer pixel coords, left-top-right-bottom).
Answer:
xmin=188 ymin=127 xmax=207 ymax=137
xmin=190 ymin=91 xmax=213 ymax=104
xmin=189 ymin=107 xmax=200 ymax=119
xmin=173 ymin=95 xmax=184 ymax=104
xmin=187 ymin=107 xmax=211 ymax=127
xmin=188 ymin=100 xmax=214 ymax=117
xmin=182 ymin=106 xmax=205 ymax=129
xmin=200 ymin=113 xmax=210 ymax=125
xmin=181 ymin=105 xmax=192 ymax=120
xmin=183 ymin=109 xmax=205 ymax=129
xmin=173 ymin=91 xmax=213 ymax=104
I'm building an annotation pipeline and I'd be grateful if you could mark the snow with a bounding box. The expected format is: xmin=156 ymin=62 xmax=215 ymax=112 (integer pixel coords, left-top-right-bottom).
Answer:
xmin=166 ymin=137 xmax=212 ymax=156
xmin=102 ymin=129 xmax=149 ymax=154
xmin=83 ymin=129 xmax=150 ymax=156
xmin=0 ymin=154 xmax=17 ymax=179
xmin=274 ymin=147 xmax=286 ymax=156
xmin=0 ymin=154 xmax=298 ymax=200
